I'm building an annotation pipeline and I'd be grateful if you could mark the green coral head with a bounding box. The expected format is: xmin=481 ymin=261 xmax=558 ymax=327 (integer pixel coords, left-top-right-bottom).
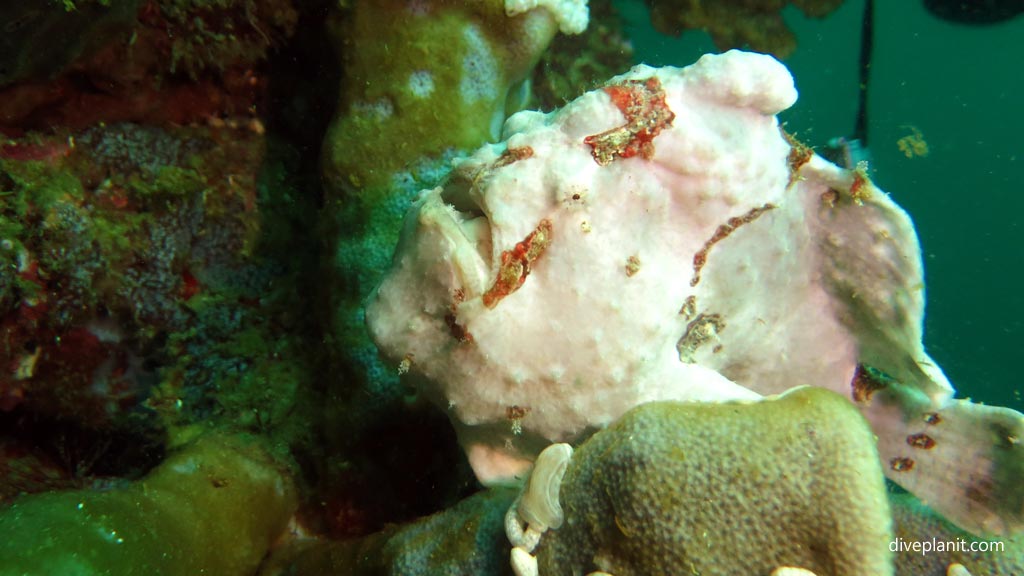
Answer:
xmin=322 ymin=0 xmax=589 ymax=200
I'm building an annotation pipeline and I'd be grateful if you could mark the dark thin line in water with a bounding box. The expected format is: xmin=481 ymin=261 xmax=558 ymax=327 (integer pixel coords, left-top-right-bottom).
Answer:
xmin=854 ymin=0 xmax=874 ymax=148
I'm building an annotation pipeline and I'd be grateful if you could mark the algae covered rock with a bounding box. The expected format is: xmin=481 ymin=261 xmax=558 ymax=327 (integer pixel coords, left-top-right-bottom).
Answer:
xmin=0 ymin=434 xmax=296 ymax=576
xmin=535 ymin=387 xmax=894 ymax=576
xmin=0 ymin=0 xmax=142 ymax=87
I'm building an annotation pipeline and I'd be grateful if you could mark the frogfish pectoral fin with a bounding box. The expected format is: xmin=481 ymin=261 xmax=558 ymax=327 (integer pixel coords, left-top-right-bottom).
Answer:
xmin=859 ymin=379 xmax=1024 ymax=537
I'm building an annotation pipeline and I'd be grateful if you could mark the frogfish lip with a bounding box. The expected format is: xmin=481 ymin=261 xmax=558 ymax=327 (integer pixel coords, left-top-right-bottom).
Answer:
xmin=365 ymin=186 xmax=494 ymax=350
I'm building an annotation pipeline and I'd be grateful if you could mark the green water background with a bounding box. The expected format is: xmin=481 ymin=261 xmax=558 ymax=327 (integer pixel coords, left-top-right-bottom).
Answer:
xmin=618 ymin=0 xmax=1023 ymax=410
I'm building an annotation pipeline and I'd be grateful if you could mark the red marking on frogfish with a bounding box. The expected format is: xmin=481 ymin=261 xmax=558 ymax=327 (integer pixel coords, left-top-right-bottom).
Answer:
xmin=494 ymin=146 xmax=534 ymax=168
xmin=482 ymin=219 xmax=553 ymax=309
xmin=584 ymin=77 xmax=675 ymax=166
xmin=851 ymin=364 xmax=888 ymax=403
xmin=906 ymin=433 xmax=936 ymax=450
xmin=690 ymin=204 xmax=775 ymax=287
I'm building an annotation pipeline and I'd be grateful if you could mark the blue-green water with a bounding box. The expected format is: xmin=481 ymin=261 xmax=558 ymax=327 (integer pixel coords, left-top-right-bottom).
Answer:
xmin=622 ymin=0 xmax=1024 ymax=411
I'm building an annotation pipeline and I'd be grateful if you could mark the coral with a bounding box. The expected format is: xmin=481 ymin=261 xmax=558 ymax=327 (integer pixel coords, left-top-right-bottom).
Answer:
xmin=0 ymin=0 xmax=142 ymax=87
xmin=266 ymin=388 xmax=899 ymax=576
xmin=0 ymin=0 xmax=458 ymax=566
xmin=644 ymin=0 xmax=845 ymax=58
xmin=0 ymin=141 xmax=130 ymax=418
xmin=528 ymin=388 xmax=892 ymax=575
xmin=260 ymin=487 xmax=518 ymax=576
xmin=2 ymin=18 xmax=336 ymax=547
xmin=0 ymin=434 xmax=296 ymax=575
xmin=0 ymin=121 xmax=320 ymax=447
xmin=891 ymin=492 xmax=1024 ymax=575
xmin=365 ymin=51 xmax=1024 ymax=536
xmin=157 ymin=0 xmax=299 ymax=79
xmin=0 ymin=436 xmax=79 ymax=502
xmin=0 ymin=146 xmax=152 ymax=424
xmin=321 ymin=0 xmax=587 ymax=197
xmin=0 ymin=0 xmax=303 ymax=133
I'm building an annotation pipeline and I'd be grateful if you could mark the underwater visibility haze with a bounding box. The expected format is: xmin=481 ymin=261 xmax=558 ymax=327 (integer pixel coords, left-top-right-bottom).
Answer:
xmin=0 ymin=0 xmax=1021 ymax=575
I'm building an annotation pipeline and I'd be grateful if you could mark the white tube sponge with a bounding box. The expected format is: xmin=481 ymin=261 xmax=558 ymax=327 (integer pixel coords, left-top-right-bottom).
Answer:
xmin=517 ymin=443 xmax=572 ymax=531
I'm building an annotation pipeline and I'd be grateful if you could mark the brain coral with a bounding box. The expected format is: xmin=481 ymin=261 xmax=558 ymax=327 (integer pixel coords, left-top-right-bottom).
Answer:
xmin=535 ymin=387 xmax=893 ymax=576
